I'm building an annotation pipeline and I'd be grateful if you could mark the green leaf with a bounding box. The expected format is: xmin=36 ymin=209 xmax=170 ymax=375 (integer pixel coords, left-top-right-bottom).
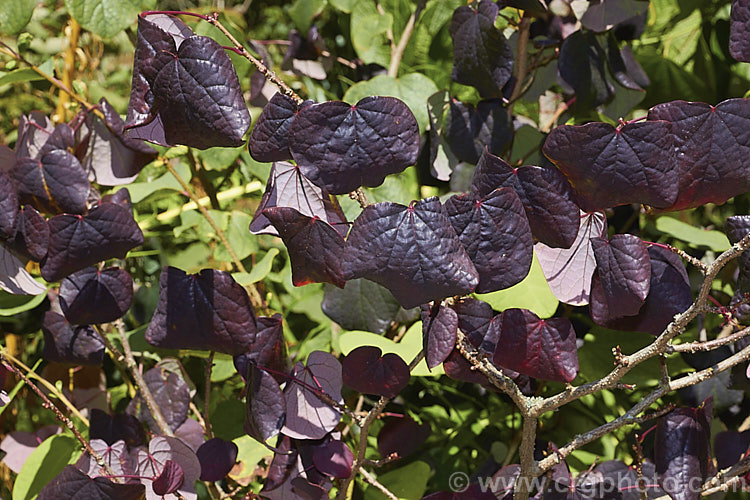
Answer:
xmin=337 ymin=321 xmax=440 ymax=377
xmin=364 ymin=460 xmax=431 ymax=500
xmin=125 ymin=163 xmax=192 ymax=203
xmin=197 ymin=146 xmax=244 ymax=171
xmin=655 ymin=216 xmax=730 ymax=252
xmin=329 ymin=0 xmax=355 ymax=12
xmin=64 ymin=0 xmax=141 ymax=38
xmin=232 ymin=248 xmax=279 ymax=285
xmin=12 ymin=434 xmax=80 ymax=500
xmin=210 ymin=354 xmax=236 ymax=382
xmin=214 ymin=211 xmax=258 ymax=262
xmin=343 ymin=73 xmax=438 ymax=133
xmin=0 ymin=289 xmax=46 ymax=316
xmin=476 ymin=254 xmax=558 ymax=318
xmin=229 ymin=435 xmax=272 ymax=483
xmin=0 ymin=68 xmax=45 ymax=87
xmin=350 ymin=0 xmax=393 ymax=67
xmin=288 ymin=0 xmax=326 ymax=35
xmin=0 ymin=0 xmax=36 ymax=35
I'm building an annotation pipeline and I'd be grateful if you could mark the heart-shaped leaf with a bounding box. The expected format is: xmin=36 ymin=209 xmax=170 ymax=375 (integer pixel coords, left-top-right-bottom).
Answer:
xmin=543 ymin=121 xmax=677 ymax=211
xmin=59 ymin=267 xmax=134 ymax=325
xmin=13 ymin=150 xmax=89 ymax=215
xmin=262 ymin=207 xmax=346 ymax=288
xmin=493 ymin=308 xmax=579 ymax=383
xmin=0 ymin=169 xmax=17 ymax=239
xmin=37 ymin=465 xmax=145 ymax=500
xmin=41 ymin=311 xmax=105 ymax=365
xmin=76 ymin=439 xmax=133 ymax=479
xmin=41 ymin=203 xmax=144 ymax=282
xmin=343 ymin=197 xmax=479 ymax=309
xmin=196 ymin=438 xmax=238 ymax=482
xmin=452 ymin=297 xmax=494 ymax=346
xmin=421 ymin=303 xmax=458 ymax=369
xmin=471 ymin=151 xmax=580 ymax=249
xmin=130 ymin=365 xmax=190 ymax=433
xmin=647 ymin=98 xmax=750 ymax=210
xmin=152 ymin=460 xmax=184 ymax=495
xmin=580 ymin=0 xmax=649 ymax=33
xmin=145 ymin=266 xmax=258 ymax=355
xmin=535 ymin=211 xmax=607 ymax=306
xmin=342 ymin=345 xmax=410 ymax=398
xmin=731 ymin=0 xmax=750 ymax=62
xmin=321 ymin=278 xmax=403 ymax=334
xmin=134 ymin=435 xmax=201 ymax=500
xmin=445 ymin=188 xmax=533 ymax=293
xmin=282 ymin=351 xmax=343 ymax=440
xmin=446 ymin=99 xmax=512 ymax=164
xmin=233 ymin=314 xmax=288 ymax=384
xmin=557 ymin=31 xmax=614 ymax=109
xmin=249 ymin=161 xmax=347 ymax=237
xmin=0 ymin=243 xmax=46 ymax=295
xmin=249 ymin=92 xmax=314 ymax=162
xmin=377 ymin=415 xmax=431 ymax=460
xmin=289 ymin=96 xmax=420 ymax=194
xmin=6 ymin=206 xmax=48 ymax=262
xmin=88 ymin=409 xmax=146 ymax=448
xmin=125 ymin=14 xmax=251 ymax=149
xmin=450 ymin=1 xmax=513 ymax=98
xmin=244 ymin=364 xmax=286 ymax=443
xmin=591 ymin=234 xmax=650 ymax=319
xmin=311 ymin=439 xmax=353 ymax=478
xmin=15 ymin=111 xmax=54 ymax=160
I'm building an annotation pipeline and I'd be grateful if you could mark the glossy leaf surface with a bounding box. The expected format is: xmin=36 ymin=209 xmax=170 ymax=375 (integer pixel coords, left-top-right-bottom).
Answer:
xmin=421 ymin=303 xmax=458 ymax=369
xmin=196 ymin=438 xmax=238 ymax=482
xmin=13 ymin=151 xmax=89 ymax=215
xmin=731 ymin=0 xmax=750 ymax=62
xmin=6 ymin=206 xmax=48 ymax=262
xmin=249 ymin=92 xmax=312 ymax=162
xmin=590 ymin=234 xmax=650 ymax=319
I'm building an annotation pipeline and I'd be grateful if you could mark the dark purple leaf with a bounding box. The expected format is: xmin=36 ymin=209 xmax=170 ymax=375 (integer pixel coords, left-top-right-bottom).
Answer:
xmin=249 ymin=161 xmax=347 ymax=237
xmin=451 ymin=297 xmax=494 ymax=346
xmin=289 ymin=477 xmax=328 ymax=500
xmin=42 ymin=312 xmax=104 ymax=365
xmin=471 ymin=151 xmax=580 ymax=249
xmin=88 ymin=409 xmax=147 ymax=448
xmin=125 ymin=14 xmax=251 ymax=149
xmin=0 ymin=169 xmax=17 ymax=239
xmin=233 ymin=314 xmax=288 ymax=384
xmin=38 ymin=123 xmax=76 ymax=157
xmin=731 ymin=0 xmax=750 ymax=62
xmin=543 ymin=120 xmax=677 ymax=211
xmin=606 ymin=34 xmax=648 ymax=91
xmin=446 ymin=99 xmax=512 ymax=164
xmin=342 ymin=345 xmax=410 ymax=398
xmin=377 ymin=416 xmax=431 ymax=460
xmin=152 ymin=459 xmax=184 ymax=495
xmin=557 ymin=31 xmax=614 ymax=109
xmin=450 ymin=1 xmax=513 ymax=98
xmin=133 ymin=366 xmax=190 ymax=432
xmin=647 ymin=99 xmax=750 ymax=211
xmin=59 ymin=267 xmax=133 ymax=325
xmin=321 ymin=278 xmax=402 ymax=334
xmin=535 ymin=211 xmax=607 ymax=305
xmin=134 ymin=435 xmax=201 ymax=499
xmin=12 ymin=151 xmax=89 ymax=215
xmin=493 ymin=308 xmax=579 ymax=383
xmin=100 ymin=188 xmax=133 ymax=211
xmin=592 ymin=246 xmax=692 ymax=335
xmin=289 ymin=96 xmax=420 ymax=194
xmin=421 ymin=303 xmax=458 ymax=369
xmin=263 ymin=207 xmax=346 ymax=288
xmin=714 ymin=430 xmax=750 ymax=469
xmin=655 ymin=400 xmax=713 ymax=500
xmin=593 ymin=460 xmax=665 ymax=500
xmin=145 ymin=266 xmax=258 ymax=355
xmin=445 ymin=188 xmax=533 ymax=293
xmin=591 ymin=234 xmax=650 ymax=318
xmin=15 ymin=111 xmax=54 ymax=160
xmin=196 ymin=438 xmax=238 ymax=482
xmin=580 ymin=0 xmax=649 ymax=32
xmin=282 ymin=351 xmax=343 ymax=440
xmin=76 ymin=439 xmax=133 ymax=479
xmin=249 ymin=93 xmax=313 ymax=162
xmin=37 ymin=465 xmax=145 ymax=500
xmin=311 ymin=439 xmax=353 ymax=478
xmin=244 ymin=364 xmax=286 ymax=443
xmin=342 ymin=198 xmax=479 ymax=309
xmin=264 ymin=435 xmax=297 ymax=492
xmin=41 ymin=203 xmax=143 ymax=282
xmin=6 ymin=205 xmax=48 ymax=262
xmin=79 ymin=98 xmax=157 ymax=186
xmin=0 ymin=242 xmax=46 ymax=295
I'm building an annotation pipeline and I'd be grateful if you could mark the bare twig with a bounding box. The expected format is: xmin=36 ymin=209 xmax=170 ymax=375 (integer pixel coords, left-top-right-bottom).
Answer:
xmin=204 ymin=351 xmax=215 ymax=439
xmin=701 ymin=455 xmax=750 ymax=495
xmin=667 ymin=325 xmax=750 ymax=353
xmin=359 ymin=467 xmax=399 ymax=500
xmin=508 ymin=16 xmax=531 ymax=110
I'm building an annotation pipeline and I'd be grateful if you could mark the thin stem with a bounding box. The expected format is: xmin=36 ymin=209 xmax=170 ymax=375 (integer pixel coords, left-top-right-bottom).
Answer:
xmin=359 ymin=467 xmax=398 ymax=500
xmin=387 ymin=0 xmax=426 ymax=77
xmin=114 ymin=320 xmax=174 ymax=437
xmin=644 ymin=241 xmax=707 ymax=272
xmin=667 ymin=325 xmax=750 ymax=353
xmin=204 ymin=351 xmax=215 ymax=439
xmin=56 ymin=17 xmax=80 ymax=121
xmin=508 ymin=16 xmax=531 ymax=111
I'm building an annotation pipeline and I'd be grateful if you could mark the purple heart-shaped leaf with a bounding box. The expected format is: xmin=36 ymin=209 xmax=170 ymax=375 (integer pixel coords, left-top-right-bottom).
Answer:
xmin=41 ymin=312 xmax=104 ymax=366
xmin=0 ymin=170 xmax=17 ymax=239
xmin=591 ymin=234 xmax=650 ymax=319
xmin=446 ymin=99 xmax=512 ymax=164
xmin=249 ymin=92 xmax=314 ymax=162
xmin=731 ymin=0 xmax=750 ymax=62
xmin=197 ymin=438 xmax=239 ymax=482
xmin=289 ymin=96 xmax=419 ymax=194
xmin=88 ymin=409 xmax=146 ymax=448
xmin=15 ymin=112 xmax=54 ymax=160
xmin=133 ymin=366 xmax=190 ymax=432
xmin=76 ymin=439 xmax=133 ymax=479
xmin=343 ymin=198 xmax=479 ymax=309
xmin=233 ymin=314 xmax=288 ymax=384
xmin=145 ymin=266 xmax=258 ymax=355
xmin=134 ymin=435 xmax=201 ymax=499
xmin=342 ymin=346 xmax=410 ymax=399
xmin=6 ymin=205 xmax=48 ymax=262
xmin=37 ymin=466 xmax=145 ymax=500
xmin=311 ymin=439 xmax=353 ymax=478
xmin=263 ymin=207 xmax=346 ymax=288
xmin=152 ymin=459 xmax=184 ymax=495
xmin=244 ymin=364 xmax=286 ymax=443
xmin=13 ymin=150 xmax=89 ymax=215
xmin=445 ymin=187 xmax=533 ymax=293
xmin=377 ymin=415 xmax=431 ymax=460
xmin=59 ymin=267 xmax=134 ymax=325
xmin=493 ymin=308 xmax=579 ymax=383
xmin=421 ymin=303 xmax=458 ymax=369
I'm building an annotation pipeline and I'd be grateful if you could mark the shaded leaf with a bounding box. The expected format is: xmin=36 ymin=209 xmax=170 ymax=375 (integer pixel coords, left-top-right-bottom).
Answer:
xmin=342 ymin=198 xmax=479 ymax=309
xmin=558 ymin=31 xmax=614 ymax=109
xmin=88 ymin=409 xmax=147 ymax=448
xmin=196 ymin=438 xmax=238 ymax=482
xmin=59 ymin=267 xmax=133 ymax=325
xmin=591 ymin=234 xmax=650 ymax=319
xmin=134 ymin=435 xmax=201 ymax=500
xmin=581 ymin=0 xmax=649 ymax=32
xmin=41 ymin=203 xmax=144 ymax=282
xmin=263 ymin=207 xmax=346 ymax=288
xmin=249 ymin=93 xmax=313 ymax=162
xmin=152 ymin=460 xmax=184 ymax=495
xmin=41 ymin=311 xmax=104 ymax=365
xmin=446 ymin=99 xmax=512 ymax=164
xmin=289 ymin=96 xmax=420 ymax=194
xmin=0 ymin=425 xmax=60 ymax=474
xmin=0 ymin=169 xmax=18 ymax=239
xmin=311 ymin=439 xmax=353 ymax=478
xmin=244 ymin=364 xmax=286 ymax=443
xmin=321 ymin=278 xmax=402 ymax=334
xmin=0 ymin=243 xmax=46 ymax=295
xmin=493 ymin=308 xmax=579 ymax=383
xmin=714 ymin=430 xmax=750 ymax=469
xmin=136 ymin=366 xmax=190 ymax=432
xmin=421 ymin=303 xmax=458 ymax=369
xmin=264 ymin=435 xmax=297 ymax=492
xmin=145 ymin=266 xmax=258 ymax=355
xmin=535 ymin=211 xmax=606 ymax=306
xmin=450 ymin=1 xmax=513 ymax=98
xmin=543 ymin=121 xmax=677 ymax=211
xmin=13 ymin=151 xmax=89 ymax=215
xmin=377 ymin=416 xmax=431 ymax=460
xmin=445 ymin=188 xmax=533 ymax=293
xmin=731 ymin=0 xmax=750 ymax=62
xmin=37 ymin=465 xmax=145 ymax=500
xmin=15 ymin=111 xmax=54 ymax=160
xmin=233 ymin=314 xmax=288 ymax=384
xmin=342 ymin=345 xmax=410 ymax=398
xmin=6 ymin=206 xmax=48 ymax=262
